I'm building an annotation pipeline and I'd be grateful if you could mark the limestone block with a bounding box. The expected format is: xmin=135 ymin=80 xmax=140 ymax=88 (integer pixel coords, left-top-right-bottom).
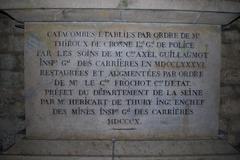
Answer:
xmin=0 ymin=156 xmax=112 ymax=160
xmin=220 ymin=96 xmax=240 ymax=116
xmin=222 ymin=30 xmax=240 ymax=44
xmin=0 ymin=88 xmax=24 ymax=107
xmin=221 ymin=69 xmax=240 ymax=84
xmin=10 ymin=35 xmax=24 ymax=52
xmin=0 ymin=71 xmax=23 ymax=88
xmin=229 ymin=118 xmax=240 ymax=133
xmin=0 ymin=18 xmax=14 ymax=34
xmin=114 ymin=140 xmax=238 ymax=156
xmin=24 ymin=22 xmax=220 ymax=139
xmin=4 ymin=9 xmax=240 ymax=25
xmin=0 ymin=34 xmax=24 ymax=52
xmin=1 ymin=140 xmax=239 ymax=159
xmin=0 ymin=54 xmax=18 ymax=70
xmin=221 ymin=44 xmax=240 ymax=58
xmin=0 ymin=34 xmax=10 ymax=52
xmin=220 ymin=85 xmax=240 ymax=97
xmin=5 ymin=139 xmax=112 ymax=156
xmin=196 ymin=12 xmax=239 ymax=25
xmin=0 ymin=0 xmax=240 ymax=13
xmin=228 ymin=133 xmax=240 ymax=146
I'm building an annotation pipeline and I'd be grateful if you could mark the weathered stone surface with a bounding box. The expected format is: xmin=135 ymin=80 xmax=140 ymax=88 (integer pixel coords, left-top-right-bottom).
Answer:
xmin=0 ymin=119 xmax=24 ymax=134
xmin=0 ymin=155 xmax=240 ymax=160
xmin=220 ymin=18 xmax=240 ymax=147
xmin=0 ymin=118 xmax=24 ymax=151
xmin=229 ymin=117 xmax=240 ymax=133
xmin=1 ymin=0 xmax=240 ymax=13
xmin=25 ymin=22 xmax=220 ymax=139
xmin=221 ymin=69 xmax=240 ymax=85
xmin=0 ymin=71 xmax=23 ymax=88
xmin=0 ymin=88 xmax=24 ymax=106
xmin=196 ymin=12 xmax=240 ymax=25
xmin=1 ymin=0 xmax=239 ymax=25
xmin=0 ymin=133 xmax=15 ymax=151
xmin=0 ymin=16 xmax=24 ymax=151
xmin=228 ymin=133 xmax=240 ymax=146
xmin=4 ymin=9 xmax=240 ymax=25
xmin=12 ymin=35 xmax=24 ymax=52
xmin=220 ymin=96 xmax=240 ymax=116
xmin=121 ymin=10 xmax=198 ymax=23
xmin=114 ymin=140 xmax=238 ymax=156
xmin=222 ymin=30 xmax=240 ymax=44
xmin=221 ymin=22 xmax=240 ymax=86
xmin=2 ymin=139 xmax=239 ymax=155
xmin=0 ymin=34 xmax=24 ymax=52
xmin=0 ymin=54 xmax=17 ymax=70
xmin=117 ymin=156 xmax=240 ymax=160
xmin=0 ymin=34 xmax=11 ymax=52
xmin=221 ymin=85 xmax=240 ymax=97
xmin=0 ymin=88 xmax=25 ymax=137
xmin=0 ymin=156 xmax=112 ymax=160
xmin=222 ymin=43 xmax=240 ymax=58
xmin=1 ymin=140 xmax=239 ymax=159
xmin=0 ymin=54 xmax=23 ymax=71
xmin=1 ymin=154 xmax=240 ymax=160
xmin=4 ymin=139 xmax=112 ymax=156
xmin=0 ymin=18 xmax=14 ymax=33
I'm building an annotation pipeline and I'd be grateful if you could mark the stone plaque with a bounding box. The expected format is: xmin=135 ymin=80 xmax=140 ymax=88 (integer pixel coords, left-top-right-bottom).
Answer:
xmin=25 ymin=22 xmax=220 ymax=139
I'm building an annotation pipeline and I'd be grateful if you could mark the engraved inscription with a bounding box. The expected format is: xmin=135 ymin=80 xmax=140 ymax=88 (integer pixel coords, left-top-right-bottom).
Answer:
xmin=25 ymin=23 xmax=220 ymax=139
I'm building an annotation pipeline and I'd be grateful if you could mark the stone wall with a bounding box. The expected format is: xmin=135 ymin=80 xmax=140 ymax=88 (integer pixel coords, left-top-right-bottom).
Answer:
xmin=0 ymin=14 xmax=24 ymax=151
xmin=221 ymin=18 xmax=240 ymax=149
xmin=0 ymin=13 xmax=239 ymax=151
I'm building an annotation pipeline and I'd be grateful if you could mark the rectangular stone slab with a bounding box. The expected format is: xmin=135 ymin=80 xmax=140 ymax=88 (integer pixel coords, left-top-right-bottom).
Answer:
xmin=4 ymin=139 xmax=112 ymax=156
xmin=4 ymin=140 xmax=238 ymax=156
xmin=1 ymin=155 xmax=240 ymax=160
xmin=1 ymin=0 xmax=240 ymax=13
xmin=5 ymin=9 xmax=240 ymax=25
xmin=24 ymin=22 xmax=220 ymax=139
xmin=114 ymin=140 xmax=238 ymax=156
xmin=0 ymin=156 xmax=112 ymax=160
